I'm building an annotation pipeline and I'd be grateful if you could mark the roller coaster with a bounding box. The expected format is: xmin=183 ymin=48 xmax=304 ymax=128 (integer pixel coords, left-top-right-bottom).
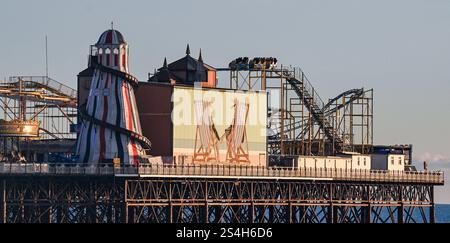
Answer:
xmin=221 ymin=60 xmax=373 ymax=162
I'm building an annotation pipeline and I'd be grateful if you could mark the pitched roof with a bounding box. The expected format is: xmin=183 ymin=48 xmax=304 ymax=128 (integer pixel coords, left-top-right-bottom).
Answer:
xmin=167 ymin=55 xmax=206 ymax=72
xmin=148 ymin=45 xmax=216 ymax=84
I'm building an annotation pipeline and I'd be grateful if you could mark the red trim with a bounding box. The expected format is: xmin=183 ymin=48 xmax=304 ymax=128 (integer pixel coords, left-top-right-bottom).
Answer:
xmin=99 ymin=74 xmax=110 ymax=162
xmin=123 ymin=83 xmax=139 ymax=166
xmin=130 ymin=137 xmax=139 ymax=166
xmin=106 ymin=54 xmax=110 ymax=66
xmin=106 ymin=31 xmax=113 ymax=43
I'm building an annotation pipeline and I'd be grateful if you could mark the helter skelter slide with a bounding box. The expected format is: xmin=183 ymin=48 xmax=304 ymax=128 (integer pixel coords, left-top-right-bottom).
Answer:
xmin=76 ymin=28 xmax=151 ymax=166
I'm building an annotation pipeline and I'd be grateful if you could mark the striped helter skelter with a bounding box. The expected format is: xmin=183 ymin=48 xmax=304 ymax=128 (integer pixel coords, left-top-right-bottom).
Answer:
xmin=76 ymin=29 xmax=149 ymax=166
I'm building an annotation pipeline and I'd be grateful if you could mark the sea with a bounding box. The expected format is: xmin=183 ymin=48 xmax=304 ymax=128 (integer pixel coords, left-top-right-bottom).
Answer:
xmin=374 ymin=204 xmax=450 ymax=223
xmin=436 ymin=204 xmax=450 ymax=223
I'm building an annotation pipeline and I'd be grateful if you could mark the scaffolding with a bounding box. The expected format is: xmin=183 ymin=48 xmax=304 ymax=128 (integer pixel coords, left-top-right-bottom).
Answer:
xmin=0 ymin=76 xmax=77 ymax=161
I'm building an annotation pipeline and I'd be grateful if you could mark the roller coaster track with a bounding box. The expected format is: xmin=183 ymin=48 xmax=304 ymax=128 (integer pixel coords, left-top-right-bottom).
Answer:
xmin=280 ymin=68 xmax=343 ymax=150
xmin=322 ymin=88 xmax=364 ymax=116
xmin=269 ymin=85 xmax=365 ymax=143
xmin=0 ymin=76 xmax=77 ymax=108
xmin=281 ymin=88 xmax=365 ymax=136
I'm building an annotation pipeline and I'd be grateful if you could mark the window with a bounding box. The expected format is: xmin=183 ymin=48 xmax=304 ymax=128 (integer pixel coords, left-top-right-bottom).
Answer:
xmin=399 ymin=157 xmax=402 ymax=165
xmin=98 ymin=48 xmax=103 ymax=64
xmin=114 ymin=49 xmax=119 ymax=66
xmin=364 ymin=158 xmax=366 ymax=166
xmin=105 ymin=48 xmax=111 ymax=66
xmin=391 ymin=157 xmax=394 ymax=165
xmin=357 ymin=157 xmax=360 ymax=166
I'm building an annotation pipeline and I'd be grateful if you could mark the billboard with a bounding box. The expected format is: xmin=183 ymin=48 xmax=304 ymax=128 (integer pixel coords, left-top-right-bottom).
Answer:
xmin=172 ymin=87 xmax=267 ymax=166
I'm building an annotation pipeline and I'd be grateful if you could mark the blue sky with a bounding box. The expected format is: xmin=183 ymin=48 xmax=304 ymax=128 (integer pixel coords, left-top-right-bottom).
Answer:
xmin=1 ymin=0 xmax=449 ymax=202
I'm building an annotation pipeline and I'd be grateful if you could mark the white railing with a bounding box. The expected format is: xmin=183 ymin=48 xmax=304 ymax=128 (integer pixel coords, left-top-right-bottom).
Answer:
xmin=0 ymin=162 xmax=444 ymax=184
xmin=9 ymin=76 xmax=77 ymax=99
xmin=133 ymin=164 xmax=444 ymax=184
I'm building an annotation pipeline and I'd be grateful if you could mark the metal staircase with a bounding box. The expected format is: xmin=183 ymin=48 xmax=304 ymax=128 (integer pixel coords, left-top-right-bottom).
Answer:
xmin=282 ymin=67 xmax=343 ymax=150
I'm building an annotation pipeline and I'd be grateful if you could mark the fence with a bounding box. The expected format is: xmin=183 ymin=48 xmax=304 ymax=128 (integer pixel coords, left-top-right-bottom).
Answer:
xmin=0 ymin=162 xmax=444 ymax=184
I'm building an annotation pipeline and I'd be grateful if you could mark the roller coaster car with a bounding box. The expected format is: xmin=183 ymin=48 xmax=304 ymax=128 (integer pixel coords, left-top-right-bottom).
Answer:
xmin=229 ymin=57 xmax=250 ymax=70
xmin=252 ymin=57 xmax=278 ymax=70
xmin=229 ymin=57 xmax=278 ymax=70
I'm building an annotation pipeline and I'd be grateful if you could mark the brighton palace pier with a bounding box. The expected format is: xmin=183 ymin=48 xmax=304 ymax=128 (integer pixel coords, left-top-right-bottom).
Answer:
xmin=0 ymin=28 xmax=444 ymax=223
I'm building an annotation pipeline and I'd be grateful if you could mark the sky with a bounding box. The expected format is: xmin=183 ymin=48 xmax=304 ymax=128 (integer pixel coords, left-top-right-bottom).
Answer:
xmin=0 ymin=0 xmax=449 ymax=202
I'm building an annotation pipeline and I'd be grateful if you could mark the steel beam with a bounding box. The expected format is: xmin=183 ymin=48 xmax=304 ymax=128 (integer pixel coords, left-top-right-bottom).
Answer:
xmin=0 ymin=176 xmax=436 ymax=223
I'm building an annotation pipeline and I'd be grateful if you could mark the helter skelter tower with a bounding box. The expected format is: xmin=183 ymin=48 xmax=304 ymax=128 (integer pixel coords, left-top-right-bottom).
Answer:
xmin=76 ymin=27 xmax=151 ymax=165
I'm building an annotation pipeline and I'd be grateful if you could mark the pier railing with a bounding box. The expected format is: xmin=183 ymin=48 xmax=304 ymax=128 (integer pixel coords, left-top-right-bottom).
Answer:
xmin=0 ymin=162 xmax=444 ymax=184
xmin=133 ymin=164 xmax=444 ymax=184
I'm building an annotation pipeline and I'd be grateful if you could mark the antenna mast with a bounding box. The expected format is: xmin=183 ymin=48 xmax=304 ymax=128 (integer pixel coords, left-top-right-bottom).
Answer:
xmin=45 ymin=35 xmax=48 ymax=78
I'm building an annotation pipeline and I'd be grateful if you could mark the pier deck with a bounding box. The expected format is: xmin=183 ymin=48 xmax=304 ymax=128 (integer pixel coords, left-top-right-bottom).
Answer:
xmin=0 ymin=163 xmax=444 ymax=185
xmin=0 ymin=163 xmax=443 ymax=223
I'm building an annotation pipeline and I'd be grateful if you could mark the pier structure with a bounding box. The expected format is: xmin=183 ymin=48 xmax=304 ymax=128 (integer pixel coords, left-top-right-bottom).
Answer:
xmin=0 ymin=164 xmax=443 ymax=223
xmin=0 ymin=30 xmax=444 ymax=224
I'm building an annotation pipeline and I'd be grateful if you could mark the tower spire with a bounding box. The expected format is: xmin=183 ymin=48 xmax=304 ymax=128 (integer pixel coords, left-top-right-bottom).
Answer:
xmin=163 ymin=57 xmax=168 ymax=68
xmin=198 ymin=49 xmax=203 ymax=62
xmin=111 ymin=21 xmax=114 ymax=30
xmin=186 ymin=44 xmax=190 ymax=55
